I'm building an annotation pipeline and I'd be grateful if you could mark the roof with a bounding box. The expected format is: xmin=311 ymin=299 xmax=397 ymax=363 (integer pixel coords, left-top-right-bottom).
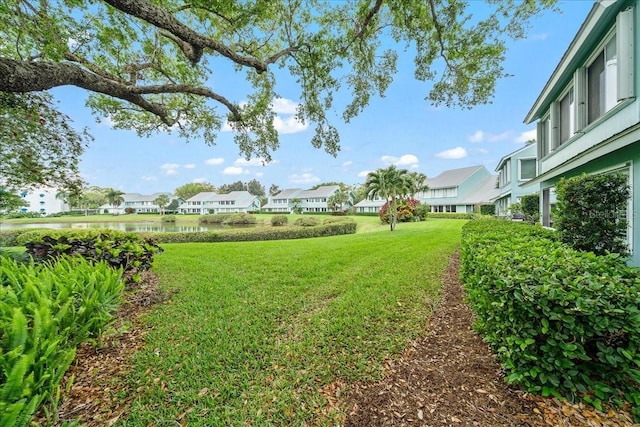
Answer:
xmin=185 ymin=192 xmax=218 ymax=202
xmin=426 ymin=166 xmax=485 ymax=189
xmin=297 ymin=185 xmax=340 ymax=198
xmin=459 ymin=175 xmax=500 ymax=204
xmin=354 ymin=198 xmax=386 ymax=208
xmin=272 ymin=188 xmax=303 ymax=199
xmin=495 ymin=144 xmax=537 ymax=171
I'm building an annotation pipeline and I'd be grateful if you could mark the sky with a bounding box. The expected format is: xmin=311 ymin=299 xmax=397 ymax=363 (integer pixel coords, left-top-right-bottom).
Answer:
xmin=49 ymin=1 xmax=595 ymax=194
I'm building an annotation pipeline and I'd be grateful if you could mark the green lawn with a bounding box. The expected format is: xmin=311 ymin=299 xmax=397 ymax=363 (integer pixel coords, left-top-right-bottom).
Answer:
xmin=117 ymin=219 xmax=465 ymax=426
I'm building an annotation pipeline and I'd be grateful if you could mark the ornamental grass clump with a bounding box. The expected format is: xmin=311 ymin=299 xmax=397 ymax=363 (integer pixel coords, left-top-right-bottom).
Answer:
xmin=461 ymin=219 xmax=640 ymax=420
xmin=0 ymin=256 xmax=124 ymax=427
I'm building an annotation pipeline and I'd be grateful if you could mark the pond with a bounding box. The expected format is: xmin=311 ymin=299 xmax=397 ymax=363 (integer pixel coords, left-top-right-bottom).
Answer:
xmin=0 ymin=222 xmax=253 ymax=233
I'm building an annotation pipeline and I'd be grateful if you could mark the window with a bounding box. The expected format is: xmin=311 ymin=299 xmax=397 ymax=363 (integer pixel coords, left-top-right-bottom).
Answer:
xmin=559 ymin=87 xmax=574 ymax=144
xmin=519 ymin=158 xmax=537 ymax=181
xmin=588 ymin=34 xmax=617 ymax=124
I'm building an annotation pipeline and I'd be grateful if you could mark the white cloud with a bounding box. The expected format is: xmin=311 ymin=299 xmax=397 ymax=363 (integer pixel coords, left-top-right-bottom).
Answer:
xmin=184 ymin=164 xmax=196 ymax=169
xmin=271 ymin=98 xmax=299 ymax=114
xmin=193 ymin=177 xmax=208 ymax=183
xmin=255 ymin=172 xmax=264 ymax=178
xmin=515 ymin=129 xmax=537 ymax=144
xmin=530 ymin=32 xmax=549 ymax=41
xmin=234 ymin=157 xmax=274 ymax=167
xmin=342 ymin=161 xmax=353 ymax=167
xmin=381 ymin=154 xmax=419 ymax=168
xmin=468 ymin=130 xmax=513 ymax=143
xmin=436 ymin=147 xmax=468 ymax=160
xmin=205 ymin=157 xmax=225 ymax=166
xmin=223 ymin=166 xmax=247 ymax=175
xmin=161 ymin=163 xmax=180 ymax=176
xmin=273 ymin=115 xmax=309 ymax=134
xmin=357 ymin=170 xmax=371 ymax=178
xmin=468 ymin=130 xmax=485 ymax=143
xmin=289 ymin=173 xmax=320 ymax=185
xmin=141 ymin=175 xmax=157 ymax=181
xmin=222 ymin=121 xmax=234 ymax=132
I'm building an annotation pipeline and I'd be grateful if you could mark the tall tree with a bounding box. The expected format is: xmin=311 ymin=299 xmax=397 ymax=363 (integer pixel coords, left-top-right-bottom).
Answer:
xmin=174 ymin=182 xmax=216 ymax=200
xmin=364 ymin=166 xmax=413 ymax=231
xmin=408 ymin=172 xmax=429 ymax=197
xmin=105 ymin=188 xmax=125 ymax=215
xmin=1 ymin=1 xmax=555 ymax=161
xmin=218 ymin=181 xmax=245 ymax=194
xmin=154 ymin=194 xmax=171 ymax=215
xmin=0 ymin=92 xmax=90 ymax=191
xmin=246 ymin=179 xmax=265 ymax=197
xmin=0 ymin=189 xmax=27 ymax=214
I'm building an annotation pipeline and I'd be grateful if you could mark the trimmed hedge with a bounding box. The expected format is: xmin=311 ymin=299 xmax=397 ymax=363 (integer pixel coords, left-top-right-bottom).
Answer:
xmin=16 ymin=229 xmax=163 ymax=285
xmin=461 ymin=219 xmax=640 ymax=418
xmin=427 ymin=212 xmax=474 ymax=220
xmin=140 ymin=221 xmax=357 ymax=243
xmin=293 ymin=217 xmax=320 ymax=227
xmin=271 ymin=215 xmax=288 ymax=226
xmin=0 ymin=256 xmax=123 ymax=427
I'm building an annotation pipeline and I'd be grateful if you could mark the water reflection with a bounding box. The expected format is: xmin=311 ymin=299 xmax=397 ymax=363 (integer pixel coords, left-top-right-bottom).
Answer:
xmin=0 ymin=222 xmax=252 ymax=233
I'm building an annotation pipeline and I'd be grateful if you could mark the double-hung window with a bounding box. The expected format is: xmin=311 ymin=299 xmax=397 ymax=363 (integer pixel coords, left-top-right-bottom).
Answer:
xmin=587 ymin=34 xmax=617 ymax=124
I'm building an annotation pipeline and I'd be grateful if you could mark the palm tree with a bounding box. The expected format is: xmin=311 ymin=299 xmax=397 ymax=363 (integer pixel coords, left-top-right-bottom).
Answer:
xmin=154 ymin=194 xmax=170 ymax=215
xmin=105 ymin=189 xmax=125 ymax=215
xmin=364 ymin=166 xmax=413 ymax=231
xmin=408 ymin=172 xmax=429 ymax=197
xmin=327 ymin=188 xmax=350 ymax=213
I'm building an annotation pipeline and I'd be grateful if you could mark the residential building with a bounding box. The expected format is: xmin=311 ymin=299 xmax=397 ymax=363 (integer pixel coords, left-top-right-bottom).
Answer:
xmin=523 ymin=0 xmax=639 ymax=265
xmin=353 ymin=195 xmax=387 ymax=213
xmin=178 ymin=191 xmax=261 ymax=214
xmin=493 ymin=144 xmax=538 ymax=216
xmin=262 ymin=186 xmax=354 ymax=213
xmin=100 ymin=192 xmax=175 ymax=214
xmin=261 ymin=188 xmax=304 ymax=212
xmin=15 ymin=187 xmax=68 ymax=215
xmin=418 ymin=165 xmax=499 ymax=213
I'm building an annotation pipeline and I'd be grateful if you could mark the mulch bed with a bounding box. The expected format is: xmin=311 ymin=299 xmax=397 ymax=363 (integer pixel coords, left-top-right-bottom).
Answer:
xmin=343 ymin=251 xmax=637 ymax=427
xmin=35 ymin=253 xmax=637 ymax=426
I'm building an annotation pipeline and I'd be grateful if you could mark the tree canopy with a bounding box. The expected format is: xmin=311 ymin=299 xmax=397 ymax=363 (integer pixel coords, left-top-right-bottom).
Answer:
xmin=364 ymin=166 xmax=414 ymax=231
xmin=174 ymin=182 xmax=216 ymax=200
xmin=1 ymin=0 xmax=556 ymax=162
xmin=0 ymin=92 xmax=90 ymax=191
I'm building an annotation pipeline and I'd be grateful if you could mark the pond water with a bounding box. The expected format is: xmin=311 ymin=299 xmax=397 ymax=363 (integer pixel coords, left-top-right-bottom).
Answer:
xmin=0 ymin=222 xmax=253 ymax=233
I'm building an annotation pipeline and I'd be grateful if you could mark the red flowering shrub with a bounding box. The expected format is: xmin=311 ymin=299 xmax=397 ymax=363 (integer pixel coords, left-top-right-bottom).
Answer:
xmin=379 ymin=198 xmax=421 ymax=223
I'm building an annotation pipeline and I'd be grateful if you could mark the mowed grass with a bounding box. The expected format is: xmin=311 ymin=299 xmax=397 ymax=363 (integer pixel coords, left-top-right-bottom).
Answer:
xmin=118 ymin=219 xmax=465 ymax=426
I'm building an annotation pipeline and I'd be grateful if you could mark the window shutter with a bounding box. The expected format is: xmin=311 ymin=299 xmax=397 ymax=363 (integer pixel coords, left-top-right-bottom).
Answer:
xmin=617 ymin=7 xmax=635 ymax=101
xmin=550 ymin=101 xmax=560 ymax=150
xmin=574 ymin=67 xmax=587 ymax=131
xmin=536 ymin=121 xmax=544 ymax=161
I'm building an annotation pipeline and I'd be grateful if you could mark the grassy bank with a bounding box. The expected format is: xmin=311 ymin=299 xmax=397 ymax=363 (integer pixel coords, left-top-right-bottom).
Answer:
xmin=118 ymin=219 xmax=464 ymax=426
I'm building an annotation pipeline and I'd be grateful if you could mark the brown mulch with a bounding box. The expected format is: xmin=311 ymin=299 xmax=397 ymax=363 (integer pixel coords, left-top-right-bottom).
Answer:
xmin=33 ymin=271 xmax=169 ymax=427
xmin=343 ymin=252 xmax=638 ymax=427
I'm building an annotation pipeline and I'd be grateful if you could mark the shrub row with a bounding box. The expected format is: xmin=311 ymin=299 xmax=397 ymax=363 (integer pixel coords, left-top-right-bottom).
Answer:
xmin=0 ymin=257 xmax=123 ymax=426
xmin=427 ymin=212 xmax=474 ymax=219
xmin=15 ymin=229 xmax=163 ymax=285
xmin=140 ymin=220 xmax=356 ymax=243
xmin=270 ymin=215 xmax=288 ymax=226
xmin=198 ymin=213 xmax=257 ymax=224
xmin=461 ymin=219 xmax=640 ymax=418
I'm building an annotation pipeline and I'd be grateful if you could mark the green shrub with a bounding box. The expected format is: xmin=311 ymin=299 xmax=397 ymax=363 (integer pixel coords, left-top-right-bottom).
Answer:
xmin=0 ymin=256 xmax=123 ymax=427
xmin=555 ymin=173 xmax=630 ymax=256
xmin=16 ymin=229 xmax=163 ymax=285
xmin=479 ymin=204 xmax=495 ymax=216
xmin=379 ymin=198 xmax=420 ymax=223
xmin=322 ymin=217 xmax=355 ymax=225
xmin=161 ymin=215 xmax=176 ymax=223
xmin=124 ymin=207 xmax=136 ymax=214
xmin=199 ymin=214 xmax=233 ymax=224
xmin=140 ymin=221 xmax=357 ymax=243
xmin=427 ymin=212 xmax=474 ymax=220
xmin=0 ymin=229 xmax=34 ymax=247
xmin=223 ymin=213 xmax=257 ymax=225
xmin=461 ymin=219 xmax=640 ymax=418
xmin=520 ymin=193 xmax=539 ymax=223
xmin=293 ymin=217 xmax=320 ymax=227
xmin=271 ymin=215 xmax=288 ymax=226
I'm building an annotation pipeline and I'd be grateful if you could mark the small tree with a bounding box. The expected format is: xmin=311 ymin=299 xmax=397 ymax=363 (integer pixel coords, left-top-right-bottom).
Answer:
xmin=105 ymin=189 xmax=125 ymax=215
xmin=327 ymin=188 xmax=350 ymax=213
xmin=520 ymin=193 xmax=539 ymax=223
xmin=379 ymin=198 xmax=420 ymax=224
xmin=154 ymin=194 xmax=171 ymax=215
xmin=291 ymin=198 xmax=303 ymax=214
xmin=555 ymin=173 xmax=630 ymax=256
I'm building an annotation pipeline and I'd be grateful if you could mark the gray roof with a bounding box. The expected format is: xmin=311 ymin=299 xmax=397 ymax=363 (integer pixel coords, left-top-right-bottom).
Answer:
xmin=297 ymin=185 xmax=340 ymax=198
xmin=427 ymin=166 xmax=485 ymax=189
xmin=272 ymin=188 xmax=303 ymax=199
xmin=354 ymin=198 xmax=386 ymax=208
xmin=186 ymin=192 xmax=218 ymax=202
xmin=459 ymin=175 xmax=500 ymax=204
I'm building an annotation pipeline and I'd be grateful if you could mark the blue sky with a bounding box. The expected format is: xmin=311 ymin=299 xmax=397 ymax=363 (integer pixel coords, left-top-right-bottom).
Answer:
xmin=51 ymin=1 xmax=594 ymax=194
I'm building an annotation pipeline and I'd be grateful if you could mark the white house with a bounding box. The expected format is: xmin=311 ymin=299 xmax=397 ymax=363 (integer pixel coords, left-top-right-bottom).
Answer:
xmin=261 ymin=188 xmax=304 ymax=212
xmin=178 ymin=191 xmax=261 ymax=214
xmin=99 ymin=192 xmax=175 ymax=214
xmin=15 ymin=187 xmax=68 ymax=215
